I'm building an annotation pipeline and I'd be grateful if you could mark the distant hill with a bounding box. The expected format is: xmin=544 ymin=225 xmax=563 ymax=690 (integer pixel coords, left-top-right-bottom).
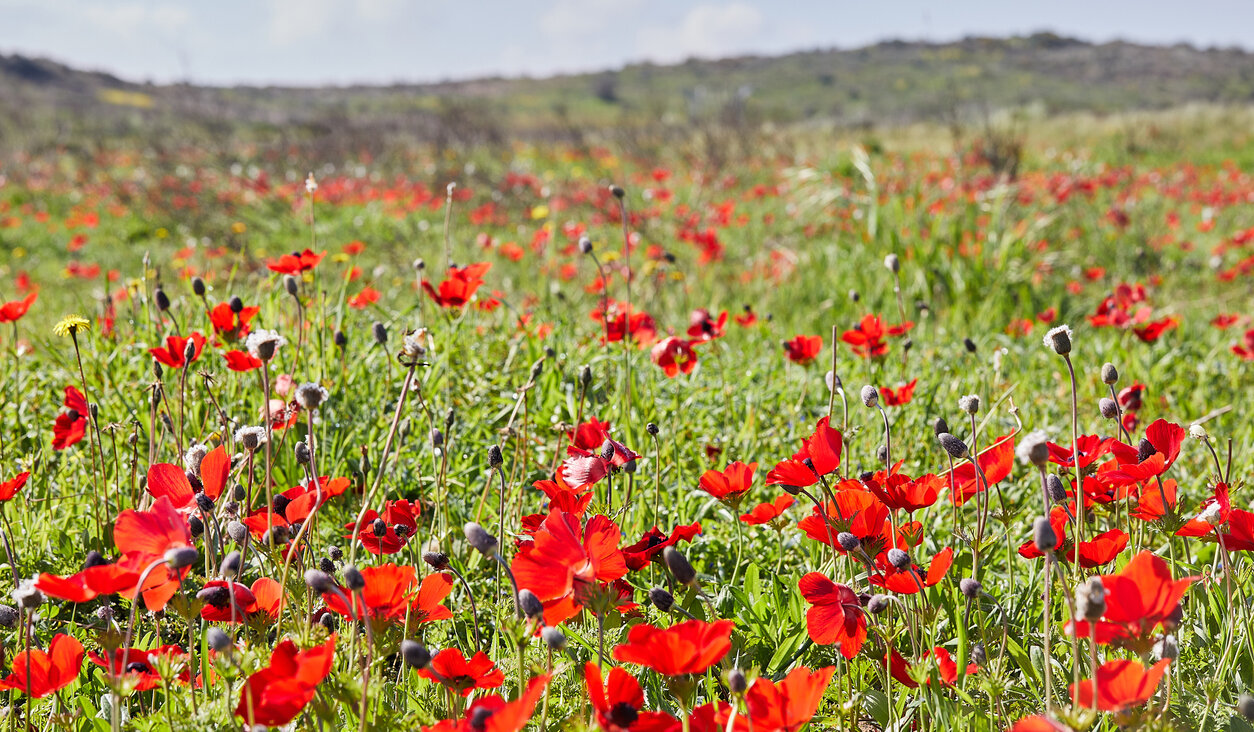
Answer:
xmin=3 ymin=33 xmax=1254 ymax=151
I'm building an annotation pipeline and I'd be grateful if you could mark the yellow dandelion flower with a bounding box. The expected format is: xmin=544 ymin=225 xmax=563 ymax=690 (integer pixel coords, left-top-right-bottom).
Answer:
xmin=53 ymin=315 xmax=90 ymax=337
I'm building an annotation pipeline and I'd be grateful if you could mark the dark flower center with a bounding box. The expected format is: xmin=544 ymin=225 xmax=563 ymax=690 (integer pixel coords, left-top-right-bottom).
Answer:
xmin=608 ymin=702 xmax=639 ymax=727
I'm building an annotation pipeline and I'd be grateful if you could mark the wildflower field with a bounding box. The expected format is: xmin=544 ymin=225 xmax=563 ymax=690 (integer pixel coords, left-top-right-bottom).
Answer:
xmin=2 ymin=112 xmax=1254 ymax=731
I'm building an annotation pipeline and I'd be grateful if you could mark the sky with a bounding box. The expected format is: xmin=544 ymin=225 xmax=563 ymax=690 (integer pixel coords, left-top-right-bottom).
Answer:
xmin=2 ymin=0 xmax=1253 ymax=87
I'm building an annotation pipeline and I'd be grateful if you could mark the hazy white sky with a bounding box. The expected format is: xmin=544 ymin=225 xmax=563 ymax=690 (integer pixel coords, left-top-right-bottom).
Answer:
xmin=2 ymin=0 xmax=1251 ymax=86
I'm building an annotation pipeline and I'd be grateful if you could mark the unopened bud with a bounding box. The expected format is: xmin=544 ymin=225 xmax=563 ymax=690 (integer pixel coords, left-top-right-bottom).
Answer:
xmin=401 ymin=640 xmax=431 ymax=669
xmin=939 ymin=433 xmax=969 ymax=459
xmin=343 ymin=565 xmax=365 ymax=591
xmin=1100 ymin=362 xmax=1118 ymax=385
xmin=648 ymin=587 xmax=674 ymax=612
xmin=463 ymin=522 xmax=498 ymax=555
xmin=860 ymin=385 xmax=878 ymax=408
xmin=165 ymin=546 xmax=199 ymax=569
xmin=1099 ymin=398 xmax=1118 ymax=420
xmin=663 ymin=547 xmax=696 ymax=586
xmin=1033 ymin=516 xmax=1057 ymax=553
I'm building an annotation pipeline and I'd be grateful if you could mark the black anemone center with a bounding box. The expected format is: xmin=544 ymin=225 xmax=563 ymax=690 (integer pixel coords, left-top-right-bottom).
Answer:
xmin=608 ymin=702 xmax=639 ymax=727
xmin=125 ymin=662 xmax=150 ymax=674
xmin=468 ymin=706 xmax=494 ymax=731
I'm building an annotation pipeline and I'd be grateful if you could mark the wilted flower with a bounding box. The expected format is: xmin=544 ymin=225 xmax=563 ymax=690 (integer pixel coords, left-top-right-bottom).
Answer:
xmin=1043 ymin=324 xmax=1073 ymax=355
xmin=245 ymin=330 xmax=286 ymax=361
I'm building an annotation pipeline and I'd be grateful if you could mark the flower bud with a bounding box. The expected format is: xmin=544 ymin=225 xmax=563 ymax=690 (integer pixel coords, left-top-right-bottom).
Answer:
xmin=1153 ymin=634 xmax=1178 ymax=662
xmin=304 ymin=569 xmax=334 ymax=594
xmin=226 ymin=521 xmax=249 ymax=545
xmin=663 ymin=547 xmax=696 ymax=586
xmin=207 ymin=627 xmax=232 ymax=653
xmin=963 ymin=337 xmax=977 ymax=353
xmin=464 ymin=522 xmax=499 ymax=555
xmin=860 ymin=385 xmax=878 ymax=408
xmin=423 ymin=552 xmax=450 ymax=570
xmin=371 ymin=518 xmax=387 ymax=537
xmin=1075 ymin=576 xmax=1106 ymax=621
xmin=189 ymin=515 xmax=204 ymax=538
xmin=229 ymin=295 xmax=244 ymax=313
xmin=726 ymin=668 xmax=748 ymax=694
xmin=610 ymin=184 xmax=625 ymax=199
xmin=195 ymin=493 xmax=215 ymax=513
xmin=1137 ymin=438 xmax=1156 ymax=463
xmin=646 ymin=422 xmax=659 ymax=436
xmin=197 ymin=585 xmax=230 ymax=608
xmin=0 ymin=605 xmax=17 ymax=628
xmin=165 ymin=546 xmax=199 ymax=569
xmin=1100 ymin=362 xmax=1118 ymax=385
xmin=932 ymin=417 xmax=950 ymax=436
xmin=1099 ymin=397 xmax=1118 ymax=420
xmin=518 ymin=589 xmax=544 ymax=621
xmin=648 ymin=587 xmax=674 ymax=612
xmin=329 ymin=545 xmax=343 ymax=561
xmin=867 ymin=594 xmax=890 ymax=615
xmin=541 ymin=626 xmax=566 ymax=651
xmin=884 ymin=253 xmax=900 ymax=273
xmin=837 ymin=532 xmax=860 ymax=552
xmin=343 ymin=565 xmax=366 ymax=591
xmin=959 ymin=578 xmax=981 ymax=599
xmin=1238 ymin=694 xmax=1254 ymax=721
xmin=887 ymin=548 xmax=911 ymax=570
xmin=958 ymin=394 xmax=980 ymax=414
xmin=372 ymin=321 xmax=388 ymax=346
xmin=284 ymin=275 xmax=299 ymax=297
xmin=219 ymin=550 xmax=241 ymax=579
xmin=335 ymin=330 xmax=348 ymax=348
xmin=971 ymin=642 xmax=986 ymax=665
xmin=401 ymin=640 xmax=431 ymax=669
xmin=155 ymin=287 xmax=170 ymax=312
xmin=578 ymin=237 xmax=593 ymax=255
xmin=1033 ymin=516 xmax=1057 ymax=553
xmin=183 ymin=338 xmax=198 ymax=364
xmin=294 ymin=441 xmax=311 ymax=465
xmin=320 ymin=613 xmax=338 ymax=632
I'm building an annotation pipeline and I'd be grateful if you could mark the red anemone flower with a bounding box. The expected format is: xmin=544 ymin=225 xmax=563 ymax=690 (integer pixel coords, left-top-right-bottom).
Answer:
xmin=766 ymin=417 xmax=842 ymax=489
xmin=512 ymin=511 xmax=627 ymax=625
xmin=421 ymin=675 xmax=549 ymax=732
xmin=418 ymin=649 xmax=505 ymax=696
xmin=922 ymin=646 xmax=979 ymax=686
xmin=0 ymin=292 xmax=36 ymax=323
xmin=612 ymin=619 xmax=734 ymax=676
xmin=699 ymin=461 xmax=756 ymax=506
xmin=347 ymin=286 xmax=380 ymax=309
xmin=36 ymin=562 xmax=140 ymax=604
xmin=686 ymin=309 xmax=728 ymax=341
xmin=0 ymin=634 xmax=83 ymax=697
xmin=224 ymin=350 xmax=263 ymax=372
xmin=798 ymin=489 xmax=892 ymax=557
xmin=872 ymin=547 xmax=954 ymax=594
xmin=562 ymin=437 xmax=640 ymax=489
xmin=740 ymin=494 xmax=794 ymax=525
xmin=879 ymin=379 xmax=918 ymax=406
xmin=1132 ymin=317 xmax=1177 ymax=343
xmin=1104 ymin=420 xmax=1186 ymax=486
xmin=52 ymin=385 xmax=89 ymax=450
xmin=840 ymin=314 xmax=912 ymax=359
xmin=1045 ymin=435 xmax=1114 ymax=471
xmin=798 ymin=573 xmax=866 ymax=658
xmin=422 ymin=263 xmax=491 ymax=308
xmin=585 ymin=663 xmax=680 ymax=732
xmin=323 ymin=564 xmax=453 ymax=626
xmin=650 ymin=336 xmax=698 ymax=377
xmin=235 ymin=635 xmax=336 ymax=727
xmin=145 ymin=445 xmax=230 ymax=508
xmin=90 ymin=646 xmax=189 ymax=692
xmin=620 ymin=522 xmax=701 ymax=571
xmin=1070 ymin=659 xmax=1170 ymax=712
xmin=782 ymin=335 xmax=822 ymax=365
xmin=1068 ymin=551 xmax=1197 ymax=646
xmin=347 ymin=499 xmax=422 ymax=554
xmin=207 ymin=301 xmax=259 ymax=342
xmin=744 ymin=665 xmax=835 ymax=732
xmin=866 ymin=472 xmax=943 ymax=513
xmin=148 ymin=332 xmax=206 ymax=369
xmin=266 ymin=248 xmax=325 ymax=274
xmin=0 ymin=471 xmax=29 ymax=501
xmin=945 ymin=432 xmax=1015 ymax=506
xmin=112 ymin=496 xmax=194 ymax=611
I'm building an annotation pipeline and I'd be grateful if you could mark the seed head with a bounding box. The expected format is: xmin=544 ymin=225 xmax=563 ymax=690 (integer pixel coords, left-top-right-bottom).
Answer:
xmin=958 ymin=394 xmax=980 ymax=415
xmin=320 ymin=613 xmax=338 ymax=632
xmin=1015 ymin=430 xmax=1050 ymax=467
xmin=195 ymin=493 xmax=215 ymax=514
xmin=884 ymin=253 xmax=900 ymax=273
xmin=825 ymin=371 xmax=843 ymax=394
xmin=887 ymin=548 xmax=911 ymax=570
xmin=228 ymin=295 xmax=244 ymax=313
xmin=1237 ymin=694 xmax=1254 ymax=721
xmin=1043 ymin=325 xmax=1073 ymax=355
xmin=1075 ymin=576 xmax=1106 ymax=621
xmin=646 ymin=422 xmax=659 ymax=436
xmin=971 ymin=643 xmax=986 ymax=665
xmin=334 ymin=330 xmax=348 ymax=348
xmin=1099 ymin=397 xmax=1119 ymax=420
xmin=329 ymin=545 xmax=343 ymax=561
xmin=867 ymin=594 xmax=890 ymax=615
xmin=1046 ymin=474 xmax=1068 ymax=503
xmin=487 ymin=444 xmax=504 ymax=468
xmin=423 ymin=552 xmax=450 ymax=570
xmin=1100 ymin=362 xmax=1119 ymax=385
xmin=235 ymin=425 xmax=267 ymax=451
xmin=226 ymin=521 xmax=249 ymax=545
xmin=860 ymin=385 xmax=878 ymax=408
xmin=182 ymin=338 xmax=197 ymax=363
xmin=1189 ymin=424 xmax=1208 ymax=441
xmin=372 ymin=321 xmax=388 ymax=346
xmin=578 ymin=236 xmax=593 ymax=255
xmin=1033 ymin=516 xmax=1057 ymax=553
xmin=837 ymin=532 xmax=861 ymax=552
xmin=0 ymin=605 xmax=17 ymax=628
xmin=184 ymin=443 xmax=209 ymax=477
xmin=1153 ymin=634 xmax=1178 ymax=662
xmin=154 ymin=287 xmax=170 ymax=312
xmin=283 ymin=275 xmax=299 ymax=297
xmin=294 ymin=440 xmax=311 ymax=465
xmin=295 ymin=383 xmax=329 ymax=410
xmin=938 ymin=433 xmax=969 ymax=459
xmin=726 ymin=668 xmax=748 ymax=694
xmin=245 ymin=330 xmax=285 ymax=361
xmin=933 ymin=417 xmax=950 ymax=436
